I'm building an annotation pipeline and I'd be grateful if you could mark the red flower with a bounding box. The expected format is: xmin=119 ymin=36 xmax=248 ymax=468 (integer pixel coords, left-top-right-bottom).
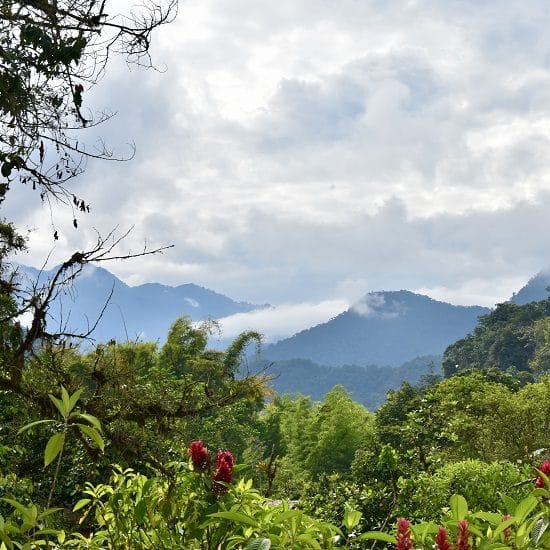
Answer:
xmin=212 ymin=450 xmax=234 ymax=495
xmin=395 ymin=518 xmax=414 ymax=550
xmin=535 ymin=460 xmax=550 ymax=488
xmin=456 ymin=520 xmax=470 ymax=550
xmin=188 ymin=440 xmax=209 ymax=471
xmin=435 ymin=527 xmax=451 ymax=550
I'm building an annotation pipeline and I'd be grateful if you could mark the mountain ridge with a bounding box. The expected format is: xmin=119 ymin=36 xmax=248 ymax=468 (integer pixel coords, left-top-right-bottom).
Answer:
xmin=16 ymin=264 xmax=268 ymax=344
xmin=263 ymin=290 xmax=490 ymax=367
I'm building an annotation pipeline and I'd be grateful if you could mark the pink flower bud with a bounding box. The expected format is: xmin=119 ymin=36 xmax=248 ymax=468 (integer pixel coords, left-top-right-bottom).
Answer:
xmin=456 ymin=520 xmax=470 ymax=550
xmin=435 ymin=527 xmax=451 ymax=550
xmin=395 ymin=518 xmax=414 ymax=550
xmin=212 ymin=450 xmax=234 ymax=495
xmin=188 ymin=440 xmax=209 ymax=471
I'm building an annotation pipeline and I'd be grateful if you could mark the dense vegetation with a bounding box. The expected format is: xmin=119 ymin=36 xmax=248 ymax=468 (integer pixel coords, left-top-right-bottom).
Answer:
xmin=253 ymin=355 xmax=442 ymax=409
xmin=443 ymin=298 xmax=550 ymax=376
xmin=1 ymin=309 xmax=550 ymax=546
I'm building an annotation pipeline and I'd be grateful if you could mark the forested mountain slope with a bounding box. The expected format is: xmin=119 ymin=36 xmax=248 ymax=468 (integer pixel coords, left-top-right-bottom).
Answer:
xmin=264 ymin=291 xmax=489 ymax=367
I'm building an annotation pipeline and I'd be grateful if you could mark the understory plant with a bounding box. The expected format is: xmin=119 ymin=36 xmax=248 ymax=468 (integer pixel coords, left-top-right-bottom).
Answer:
xmin=363 ymin=462 xmax=550 ymax=549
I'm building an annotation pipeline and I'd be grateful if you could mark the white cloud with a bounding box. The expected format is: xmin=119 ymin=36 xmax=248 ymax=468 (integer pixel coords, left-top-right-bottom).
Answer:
xmin=216 ymin=299 xmax=349 ymax=343
xmin=5 ymin=0 xmax=550 ymax=311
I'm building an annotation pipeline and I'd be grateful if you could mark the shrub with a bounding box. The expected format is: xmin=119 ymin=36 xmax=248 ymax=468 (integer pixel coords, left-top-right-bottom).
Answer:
xmin=396 ymin=459 xmax=529 ymax=521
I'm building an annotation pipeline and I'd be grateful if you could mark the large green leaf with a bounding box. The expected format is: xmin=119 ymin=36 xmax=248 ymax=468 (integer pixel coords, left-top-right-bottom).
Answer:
xmin=492 ymin=516 xmax=516 ymax=538
xmin=61 ymin=386 xmax=71 ymax=412
xmin=208 ymin=511 xmax=258 ymax=527
xmin=76 ymin=424 xmax=104 ymax=451
xmin=356 ymin=532 xmax=396 ymax=543
xmin=514 ymin=495 xmax=538 ymax=524
xmin=17 ymin=419 xmax=55 ymax=435
xmin=343 ymin=508 xmax=362 ymax=530
xmin=67 ymin=387 xmax=84 ymax=413
xmin=74 ymin=412 xmax=101 ymax=432
xmin=49 ymin=394 xmax=66 ymax=419
xmin=44 ymin=432 xmax=64 ymax=467
xmin=72 ymin=499 xmax=91 ymax=512
xmin=450 ymin=494 xmax=468 ymax=520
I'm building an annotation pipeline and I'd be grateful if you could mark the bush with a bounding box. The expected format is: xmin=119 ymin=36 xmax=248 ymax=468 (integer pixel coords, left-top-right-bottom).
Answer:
xmin=396 ymin=459 xmax=529 ymax=521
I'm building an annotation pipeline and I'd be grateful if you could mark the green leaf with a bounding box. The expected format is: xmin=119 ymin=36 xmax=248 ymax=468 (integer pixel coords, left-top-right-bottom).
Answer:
xmin=514 ymin=495 xmax=538 ymax=524
xmin=493 ymin=516 xmax=516 ymax=538
xmin=450 ymin=494 xmax=468 ymax=520
xmin=44 ymin=432 xmax=64 ymax=467
xmin=61 ymin=386 xmax=71 ymax=412
xmin=17 ymin=419 xmax=55 ymax=435
xmin=473 ymin=512 xmax=503 ymax=524
xmin=343 ymin=508 xmax=362 ymax=530
xmin=37 ymin=507 xmax=63 ymax=520
xmin=208 ymin=511 xmax=258 ymax=527
xmin=296 ymin=533 xmax=321 ymax=549
xmin=501 ymin=494 xmax=517 ymax=514
xmin=272 ymin=510 xmax=302 ymax=525
xmin=1 ymin=497 xmax=28 ymax=515
xmin=74 ymin=413 xmax=101 ymax=432
xmin=134 ymin=500 xmax=147 ymax=524
xmin=49 ymin=394 xmax=66 ymax=419
xmin=356 ymin=532 xmax=397 ymax=543
xmin=246 ymin=539 xmax=271 ymax=550
xmin=76 ymin=424 xmax=104 ymax=452
xmin=67 ymin=388 xmax=84 ymax=413
xmin=72 ymin=499 xmax=91 ymax=512
xmin=0 ymin=527 xmax=14 ymax=550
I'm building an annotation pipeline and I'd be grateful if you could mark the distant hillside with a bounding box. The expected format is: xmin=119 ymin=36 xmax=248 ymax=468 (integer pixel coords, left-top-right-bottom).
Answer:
xmin=263 ymin=291 xmax=489 ymax=367
xmin=18 ymin=264 xmax=266 ymax=344
xmin=254 ymin=355 xmax=442 ymax=409
xmin=510 ymin=271 xmax=550 ymax=305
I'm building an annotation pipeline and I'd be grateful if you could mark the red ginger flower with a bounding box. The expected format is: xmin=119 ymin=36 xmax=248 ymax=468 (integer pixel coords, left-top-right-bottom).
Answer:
xmin=456 ymin=520 xmax=471 ymax=550
xmin=395 ymin=518 xmax=414 ymax=550
xmin=535 ymin=460 xmax=550 ymax=488
xmin=188 ymin=440 xmax=209 ymax=471
xmin=435 ymin=527 xmax=451 ymax=550
xmin=212 ymin=450 xmax=234 ymax=495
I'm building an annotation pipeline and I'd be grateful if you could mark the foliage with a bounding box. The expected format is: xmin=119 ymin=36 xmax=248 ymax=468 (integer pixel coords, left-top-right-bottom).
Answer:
xmin=256 ymin=355 xmax=442 ymax=410
xmin=367 ymin=479 xmax=550 ymax=549
xmin=396 ymin=459 xmax=529 ymax=522
xmin=0 ymin=0 xmax=177 ymax=208
xmin=257 ymin=386 xmax=374 ymax=497
xmin=442 ymin=299 xmax=550 ymax=376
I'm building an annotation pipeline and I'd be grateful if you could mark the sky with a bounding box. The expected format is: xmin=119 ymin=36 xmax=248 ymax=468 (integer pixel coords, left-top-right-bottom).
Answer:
xmin=6 ymin=0 xmax=550 ymax=339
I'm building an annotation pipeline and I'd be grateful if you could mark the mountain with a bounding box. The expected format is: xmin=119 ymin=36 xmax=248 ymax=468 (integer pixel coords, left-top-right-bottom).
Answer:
xmin=263 ymin=290 xmax=490 ymax=367
xmin=253 ymin=355 xmax=442 ymax=409
xmin=510 ymin=271 xmax=550 ymax=305
xmin=17 ymin=264 xmax=266 ymax=344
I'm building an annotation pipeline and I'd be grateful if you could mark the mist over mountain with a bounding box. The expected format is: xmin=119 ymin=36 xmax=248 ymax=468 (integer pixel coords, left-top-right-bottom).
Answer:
xmin=18 ymin=264 xmax=266 ymax=344
xmin=263 ymin=291 xmax=490 ymax=367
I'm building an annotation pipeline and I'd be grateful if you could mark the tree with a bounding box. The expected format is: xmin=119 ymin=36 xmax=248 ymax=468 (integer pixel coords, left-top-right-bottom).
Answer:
xmin=442 ymin=299 xmax=550 ymax=376
xmin=530 ymin=317 xmax=550 ymax=373
xmin=0 ymin=0 xmax=177 ymax=209
xmin=0 ymin=0 xmax=177 ymax=401
xmin=305 ymin=385 xmax=374 ymax=477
